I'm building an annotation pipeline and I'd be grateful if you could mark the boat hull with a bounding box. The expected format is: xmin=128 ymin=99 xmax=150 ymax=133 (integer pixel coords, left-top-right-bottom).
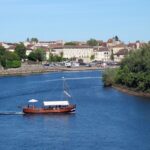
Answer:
xmin=23 ymin=105 xmax=76 ymax=114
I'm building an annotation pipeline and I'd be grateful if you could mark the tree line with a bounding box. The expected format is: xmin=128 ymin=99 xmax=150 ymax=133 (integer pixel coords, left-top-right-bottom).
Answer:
xmin=103 ymin=44 xmax=150 ymax=93
xmin=0 ymin=43 xmax=47 ymax=69
xmin=0 ymin=43 xmax=66 ymax=69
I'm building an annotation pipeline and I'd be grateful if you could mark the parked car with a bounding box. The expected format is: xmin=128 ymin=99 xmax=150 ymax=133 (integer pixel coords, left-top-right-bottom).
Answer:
xmin=65 ymin=62 xmax=71 ymax=67
xmin=71 ymin=62 xmax=80 ymax=67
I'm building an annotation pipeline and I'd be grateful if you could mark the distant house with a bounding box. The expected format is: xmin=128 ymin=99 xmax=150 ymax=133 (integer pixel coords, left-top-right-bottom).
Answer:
xmin=6 ymin=45 xmax=16 ymax=52
xmin=114 ymin=49 xmax=128 ymax=62
xmin=94 ymin=47 xmax=110 ymax=62
xmin=127 ymin=41 xmax=142 ymax=50
xmin=111 ymin=44 xmax=127 ymax=54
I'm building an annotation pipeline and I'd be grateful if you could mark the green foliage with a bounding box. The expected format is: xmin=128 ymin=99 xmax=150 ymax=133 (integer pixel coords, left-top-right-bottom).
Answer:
xmin=28 ymin=52 xmax=37 ymax=61
xmin=31 ymin=38 xmax=38 ymax=43
xmin=35 ymin=48 xmax=46 ymax=61
xmin=102 ymin=68 xmax=118 ymax=87
xmin=15 ymin=43 xmax=26 ymax=60
xmin=0 ymin=46 xmax=6 ymax=55
xmin=114 ymin=35 xmax=119 ymax=41
xmin=0 ymin=51 xmax=21 ymax=68
xmin=6 ymin=60 xmax=21 ymax=68
xmin=28 ymin=48 xmax=46 ymax=62
xmin=110 ymin=49 xmax=114 ymax=61
xmin=87 ymin=39 xmax=98 ymax=46
xmin=103 ymin=45 xmax=150 ymax=92
xmin=90 ymin=55 xmax=95 ymax=60
xmin=49 ymin=53 xmax=63 ymax=62
xmin=64 ymin=42 xmax=77 ymax=46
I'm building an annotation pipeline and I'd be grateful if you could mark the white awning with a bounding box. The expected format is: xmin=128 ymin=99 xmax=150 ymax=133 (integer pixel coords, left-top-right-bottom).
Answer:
xmin=43 ymin=101 xmax=69 ymax=106
xmin=28 ymin=99 xmax=38 ymax=103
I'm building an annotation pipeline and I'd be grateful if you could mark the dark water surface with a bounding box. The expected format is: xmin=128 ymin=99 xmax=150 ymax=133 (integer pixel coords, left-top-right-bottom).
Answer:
xmin=0 ymin=71 xmax=150 ymax=150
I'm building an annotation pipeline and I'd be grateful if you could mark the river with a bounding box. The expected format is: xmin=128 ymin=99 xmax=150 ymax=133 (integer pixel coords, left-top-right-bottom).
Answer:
xmin=0 ymin=70 xmax=150 ymax=150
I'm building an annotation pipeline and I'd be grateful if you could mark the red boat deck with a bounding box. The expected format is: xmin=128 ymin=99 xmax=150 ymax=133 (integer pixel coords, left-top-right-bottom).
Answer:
xmin=23 ymin=105 xmax=76 ymax=114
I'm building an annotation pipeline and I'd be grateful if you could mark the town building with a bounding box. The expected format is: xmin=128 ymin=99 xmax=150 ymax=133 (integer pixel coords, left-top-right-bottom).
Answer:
xmin=114 ymin=48 xmax=128 ymax=62
xmin=94 ymin=47 xmax=110 ymax=62
xmin=51 ymin=45 xmax=93 ymax=62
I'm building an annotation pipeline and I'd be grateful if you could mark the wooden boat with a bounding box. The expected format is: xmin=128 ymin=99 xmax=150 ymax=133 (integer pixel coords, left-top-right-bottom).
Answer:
xmin=23 ymin=78 xmax=76 ymax=114
xmin=23 ymin=101 xmax=76 ymax=114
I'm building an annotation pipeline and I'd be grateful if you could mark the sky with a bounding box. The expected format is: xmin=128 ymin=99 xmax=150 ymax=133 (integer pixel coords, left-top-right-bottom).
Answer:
xmin=0 ymin=0 xmax=150 ymax=43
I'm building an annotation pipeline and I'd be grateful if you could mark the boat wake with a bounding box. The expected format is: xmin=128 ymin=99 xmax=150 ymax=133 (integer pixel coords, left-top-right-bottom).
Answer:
xmin=41 ymin=76 xmax=102 ymax=83
xmin=0 ymin=111 xmax=24 ymax=115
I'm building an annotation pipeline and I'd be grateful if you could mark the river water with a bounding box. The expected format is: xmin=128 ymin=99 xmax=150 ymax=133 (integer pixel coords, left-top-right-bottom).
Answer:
xmin=0 ymin=70 xmax=150 ymax=150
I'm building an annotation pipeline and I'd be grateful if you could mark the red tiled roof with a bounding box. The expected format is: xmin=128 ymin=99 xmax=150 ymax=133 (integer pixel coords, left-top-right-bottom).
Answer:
xmin=114 ymin=49 xmax=128 ymax=56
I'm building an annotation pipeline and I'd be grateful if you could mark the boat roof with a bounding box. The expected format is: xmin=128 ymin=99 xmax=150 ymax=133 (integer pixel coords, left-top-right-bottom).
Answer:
xmin=43 ymin=101 xmax=69 ymax=106
xmin=28 ymin=99 xmax=38 ymax=103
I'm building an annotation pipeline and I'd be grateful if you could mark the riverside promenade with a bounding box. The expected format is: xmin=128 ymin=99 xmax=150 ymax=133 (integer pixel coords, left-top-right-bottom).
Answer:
xmin=0 ymin=64 xmax=102 ymax=76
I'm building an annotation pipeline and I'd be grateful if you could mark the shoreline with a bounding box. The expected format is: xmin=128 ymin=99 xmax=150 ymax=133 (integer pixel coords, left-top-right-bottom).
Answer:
xmin=0 ymin=66 xmax=102 ymax=77
xmin=113 ymin=85 xmax=150 ymax=98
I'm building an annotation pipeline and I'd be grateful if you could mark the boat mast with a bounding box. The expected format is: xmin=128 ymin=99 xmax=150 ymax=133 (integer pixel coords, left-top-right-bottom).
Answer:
xmin=62 ymin=77 xmax=71 ymax=100
xmin=62 ymin=77 xmax=66 ymax=100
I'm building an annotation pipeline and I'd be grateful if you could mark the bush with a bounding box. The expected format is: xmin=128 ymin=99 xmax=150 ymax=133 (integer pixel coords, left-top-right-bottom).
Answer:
xmin=0 ymin=51 xmax=21 ymax=69
xmin=102 ymin=68 xmax=118 ymax=87
xmin=6 ymin=60 xmax=21 ymax=68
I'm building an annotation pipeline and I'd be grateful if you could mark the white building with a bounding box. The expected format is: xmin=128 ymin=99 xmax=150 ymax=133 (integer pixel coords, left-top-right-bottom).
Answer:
xmin=62 ymin=46 xmax=93 ymax=62
xmin=94 ymin=47 xmax=110 ymax=62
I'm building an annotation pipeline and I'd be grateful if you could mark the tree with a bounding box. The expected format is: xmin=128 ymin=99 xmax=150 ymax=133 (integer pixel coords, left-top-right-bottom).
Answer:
xmin=31 ymin=38 xmax=38 ymax=43
xmin=60 ymin=52 xmax=63 ymax=60
xmin=35 ymin=48 xmax=46 ymax=62
xmin=110 ymin=49 xmax=114 ymax=61
xmin=0 ymin=46 xmax=6 ymax=56
xmin=15 ymin=43 xmax=26 ymax=60
xmin=28 ymin=52 xmax=37 ymax=61
xmin=1 ymin=51 xmax=21 ymax=68
xmin=102 ymin=68 xmax=118 ymax=87
xmin=90 ymin=55 xmax=95 ymax=60
xmin=64 ymin=42 xmax=77 ymax=46
xmin=28 ymin=48 xmax=46 ymax=62
xmin=103 ymin=44 xmax=150 ymax=92
xmin=114 ymin=36 xmax=119 ymax=41
xmin=87 ymin=39 xmax=98 ymax=46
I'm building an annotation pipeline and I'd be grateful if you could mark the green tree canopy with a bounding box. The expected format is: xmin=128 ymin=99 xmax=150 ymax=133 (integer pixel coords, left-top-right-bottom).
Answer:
xmin=28 ymin=48 xmax=46 ymax=62
xmin=35 ymin=48 xmax=46 ymax=62
xmin=110 ymin=49 xmax=114 ymax=61
xmin=1 ymin=51 xmax=21 ymax=68
xmin=15 ymin=43 xmax=26 ymax=60
xmin=64 ymin=42 xmax=77 ymax=46
xmin=31 ymin=38 xmax=38 ymax=43
xmin=87 ymin=39 xmax=98 ymax=46
xmin=0 ymin=46 xmax=6 ymax=56
xmin=114 ymin=36 xmax=119 ymax=41
xmin=28 ymin=52 xmax=37 ymax=61
xmin=49 ymin=53 xmax=63 ymax=62
xmin=103 ymin=44 xmax=150 ymax=92
xmin=90 ymin=55 xmax=95 ymax=60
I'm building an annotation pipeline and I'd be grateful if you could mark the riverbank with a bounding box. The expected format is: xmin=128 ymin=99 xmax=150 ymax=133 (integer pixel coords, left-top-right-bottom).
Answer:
xmin=113 ymin=84 xmax=150 ymax=98
xmin=0 ymin=64 xmax=102 ymax=76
